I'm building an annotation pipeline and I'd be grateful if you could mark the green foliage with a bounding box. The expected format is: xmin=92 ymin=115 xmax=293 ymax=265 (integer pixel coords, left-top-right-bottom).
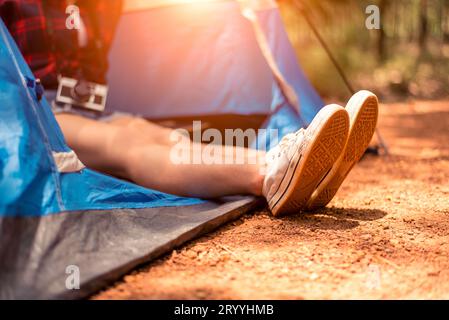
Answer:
xmin=279 ymin=0 xmax=449 ymax=101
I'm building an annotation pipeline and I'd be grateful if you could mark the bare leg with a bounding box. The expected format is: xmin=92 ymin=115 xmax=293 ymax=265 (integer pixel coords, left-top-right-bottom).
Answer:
xmin=106 ymin=115 xmax=263 ymax=159
xmin=55 ymin=113 xmax=265 ymax=198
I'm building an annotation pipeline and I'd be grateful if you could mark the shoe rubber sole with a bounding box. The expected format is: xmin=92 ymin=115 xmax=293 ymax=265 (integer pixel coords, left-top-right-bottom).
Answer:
xmin=305 ymin=91 xmax=379 ymax=210
xmin=269 ymin=104 xmax=349 ymax=217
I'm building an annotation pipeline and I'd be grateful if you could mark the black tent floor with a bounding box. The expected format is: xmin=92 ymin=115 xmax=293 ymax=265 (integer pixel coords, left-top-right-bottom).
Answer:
xmin=0 ymin=196 xmax=260 ymax=299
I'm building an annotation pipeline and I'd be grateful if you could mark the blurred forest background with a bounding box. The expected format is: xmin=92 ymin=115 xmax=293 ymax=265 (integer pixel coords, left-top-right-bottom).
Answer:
xmin=278 ymin=0 xmax=449 ymax=101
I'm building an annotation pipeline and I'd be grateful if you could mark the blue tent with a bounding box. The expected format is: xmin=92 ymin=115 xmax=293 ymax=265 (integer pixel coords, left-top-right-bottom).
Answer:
xmin=0 ymin=18 xmax=255 ymax=299
xmin=0 ymin=0 xmax=324 ymax=299
xmin=107 ymin=0 xmax=324 ymax=149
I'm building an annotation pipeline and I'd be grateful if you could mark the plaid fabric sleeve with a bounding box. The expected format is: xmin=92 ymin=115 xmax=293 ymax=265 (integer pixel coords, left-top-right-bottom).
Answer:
xmin=0 ymin=0 xmax=66 ymax=88
xmin=0 ymin=0 xmax=122 ymax=87
xmin=77 ymin=0 xmax=122 ymax=84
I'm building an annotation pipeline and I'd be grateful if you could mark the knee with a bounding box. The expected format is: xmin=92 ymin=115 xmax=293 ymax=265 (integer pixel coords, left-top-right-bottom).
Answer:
xmin=123 ymin=144 xmax=171 ymax=186
xmin=125 ymin=118 xmax=181 ymax=147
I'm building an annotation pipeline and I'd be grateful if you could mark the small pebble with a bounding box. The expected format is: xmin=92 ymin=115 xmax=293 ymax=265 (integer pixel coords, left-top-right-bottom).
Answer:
xmin=361 ymin=234 xmax=372 ymax=240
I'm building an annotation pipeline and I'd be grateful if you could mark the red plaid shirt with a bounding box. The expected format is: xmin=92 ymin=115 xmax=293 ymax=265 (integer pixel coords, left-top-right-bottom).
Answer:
xmin=0 ymin=0 xmax=122 ymax=89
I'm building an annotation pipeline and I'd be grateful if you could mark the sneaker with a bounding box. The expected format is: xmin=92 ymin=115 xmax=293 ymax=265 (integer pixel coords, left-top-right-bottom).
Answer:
xmin=263 ymin=104 xmax=349 ymax=217
xmin=305 ymin=90 xmax=379 ymax=210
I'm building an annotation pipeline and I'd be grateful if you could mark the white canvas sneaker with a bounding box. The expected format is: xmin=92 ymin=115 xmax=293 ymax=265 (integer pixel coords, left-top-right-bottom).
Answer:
xmin=263 ymin=104 xmax=350 ymax=217
xmin=305 ymin=90 xmax=379 ymax=210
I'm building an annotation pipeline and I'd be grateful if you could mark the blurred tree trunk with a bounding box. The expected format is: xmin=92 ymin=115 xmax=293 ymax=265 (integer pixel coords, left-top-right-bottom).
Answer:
xmin=439 ymin=0 xmax=444 ymax=55
xmin=408 ymin=0 xmax=416 ymax=43
xmin=418 ymin=0 xmax=428 ymax=52
xmin=393 ymin=0 xmax=399 ymax=39
xmin=377 ymin=0 xmax=388 ymax=61
xmin=443 ymin=0 xmax=449 ymax=43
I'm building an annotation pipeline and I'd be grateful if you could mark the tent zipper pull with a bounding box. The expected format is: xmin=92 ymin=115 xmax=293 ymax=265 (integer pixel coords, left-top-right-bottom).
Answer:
xmin=25 ymin=77 xmax=44 ymax=101
xmin=35 ymin=79 xmax=44 ymax=101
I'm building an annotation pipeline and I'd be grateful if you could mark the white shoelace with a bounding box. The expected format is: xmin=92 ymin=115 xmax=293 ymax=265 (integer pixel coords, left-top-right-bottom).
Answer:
xmin=278 ymin=129 xmax=305 ymax=149
xmin=269 ymin=129 xmax=305 ymax=161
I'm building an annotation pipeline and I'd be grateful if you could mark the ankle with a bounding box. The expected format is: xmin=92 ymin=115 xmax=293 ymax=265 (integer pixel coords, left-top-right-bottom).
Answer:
xmin=249 ymin=172 xmax=264 ymax=196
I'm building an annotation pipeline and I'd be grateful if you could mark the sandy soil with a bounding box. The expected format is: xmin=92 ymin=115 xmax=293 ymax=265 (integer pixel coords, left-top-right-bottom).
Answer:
xmin=94 ymin=100 xmax=449 ymax=300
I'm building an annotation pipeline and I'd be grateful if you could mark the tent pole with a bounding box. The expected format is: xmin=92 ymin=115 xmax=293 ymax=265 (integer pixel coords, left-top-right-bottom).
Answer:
xmin=292 ymin=0 xmax=389 ymax=155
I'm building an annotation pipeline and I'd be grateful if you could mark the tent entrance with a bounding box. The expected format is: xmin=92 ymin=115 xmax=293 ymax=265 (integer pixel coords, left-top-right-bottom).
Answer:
xmin=123 ymin=0 xmax=277 ymax=12
xmin=152 ymin=114 xmax=267 ymax=148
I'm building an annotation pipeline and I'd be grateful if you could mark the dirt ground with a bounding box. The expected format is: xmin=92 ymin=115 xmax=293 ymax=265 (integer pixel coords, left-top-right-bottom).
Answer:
xmin=94 ymin=100 xmax=449 ymax=300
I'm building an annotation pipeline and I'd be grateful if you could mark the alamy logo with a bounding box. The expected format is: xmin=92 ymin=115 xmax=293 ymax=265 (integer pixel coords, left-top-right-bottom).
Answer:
xmin=366 ymin=264 xmax=381 ymax=290
xmin=65 ymin=265 xmax=80 ymax=290
xmin=65 ymin=4 xmax=81 ymax=30
xmin=169 ymin=121 xmax=279 ymax=170
xmin=365 ymin=5 xmax=381 ymax=30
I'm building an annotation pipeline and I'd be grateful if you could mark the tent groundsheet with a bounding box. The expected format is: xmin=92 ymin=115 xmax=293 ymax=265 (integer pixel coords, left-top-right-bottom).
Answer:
xmin=0 ymin=18 xmax=258 ymax=299
xmin=1 ymin=0 xmax=325 ymax=299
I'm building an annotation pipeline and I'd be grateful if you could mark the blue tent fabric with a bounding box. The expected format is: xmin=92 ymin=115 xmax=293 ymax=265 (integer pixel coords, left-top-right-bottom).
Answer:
xmin=254 ymin=102 xmax=307 ymax=151
xmin=255 ymin=8 xmax=324 ymax=125
xmin=0 ymin=19 xmax=257 ymax=299
xmin=0 ymin=19 xmax=203 ymax=217
xmin=1 ymin=1 xmax=325 ymax=299
xmin=107 ymin=1 xmax=323 ymax=130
